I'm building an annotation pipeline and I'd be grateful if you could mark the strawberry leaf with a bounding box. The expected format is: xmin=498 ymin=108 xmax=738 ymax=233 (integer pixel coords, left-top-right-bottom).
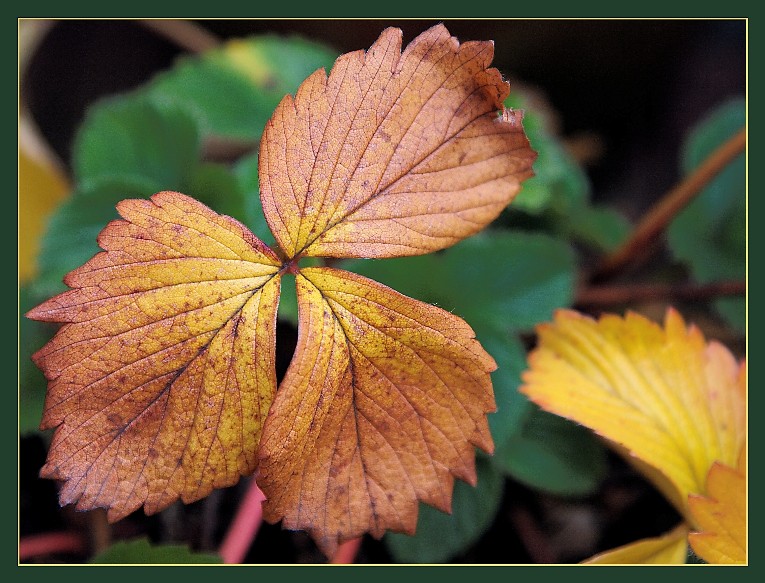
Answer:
xmin=259 ymin=24 xmax=535 ymax=259
xmin=257 ymin=267 xmax=496 ymax=557
xmin=145 ymin=35 xmax=339 ymax=141
xmin=688 ymin=459 xmax=746 ymax=564
xmin=521 ymin=309 xmax=746 ymax=519
xmin=27 ymin=192 xmax=282 ymax=520
xmin=90 ymin=537 xmax=222 ymax=564
xmin=73 ymin=98 xmax=200 ymax=188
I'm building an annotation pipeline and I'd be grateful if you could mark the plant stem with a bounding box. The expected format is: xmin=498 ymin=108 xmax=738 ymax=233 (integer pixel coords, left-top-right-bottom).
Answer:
xmin=218 ymin=479 xmax=266 ymax=564
xmin=592 ymin=127 xmax=746 ymax=281
xmin=139 ymin=19 xmax=221 ymax=53
xmin=331 ymin=537 xmax=362 ymax=564
xmin=19 ymin=531 xmax=87 ymax=561
xmin=576 ymin=279 xmax=746 ymax=308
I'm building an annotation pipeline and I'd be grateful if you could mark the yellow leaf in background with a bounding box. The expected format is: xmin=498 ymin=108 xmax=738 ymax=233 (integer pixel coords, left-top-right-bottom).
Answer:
xmin=19 ymin=140 xmax=70 ymax=282
xmin=688 ymin=457 xmax=746 ymax=564
xmin=520 ymin=308 xmax=745 ymax=521
xmin=583 ymin=523 xmax=689 ymax=564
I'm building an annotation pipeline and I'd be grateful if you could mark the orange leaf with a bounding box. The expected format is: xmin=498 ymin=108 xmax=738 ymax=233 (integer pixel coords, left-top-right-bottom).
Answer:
xmin=259 ymin=24 xmax=535 ymax=260
xmin=26 ymin=192 xmax=282 ymax=520
xmin=582 ymin=523 xmax=689 ymax=564
xmin=256 ymin=267 xmax=496 ymax=556
xmin=688 ymin=460 xmax=746 ymax=564
xmin=520 ymin=309 xmax=745 ymax=519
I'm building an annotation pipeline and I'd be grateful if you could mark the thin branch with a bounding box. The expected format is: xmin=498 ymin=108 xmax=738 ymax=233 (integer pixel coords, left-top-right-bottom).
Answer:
xmin=576 ymin=279 xmax=746 ymax=308
xmin=19 ymin=531 xmax=88 ymax=562
xmin=592 ymin=128 xmax=746 ymax=281
xmin=218 ymin=478 xmax=265 ymax=564
xmin=331 ymin=537 xmax=362 ymax=564
xmin=139 ymin=19 xmax=221 ymax=54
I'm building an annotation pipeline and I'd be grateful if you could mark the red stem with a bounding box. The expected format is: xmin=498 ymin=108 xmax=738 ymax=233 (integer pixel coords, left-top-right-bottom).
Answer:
xmin=331 ymin=537 xmax=362 ymax=564
xmin=19 ymin=531 xmax=88 ymax=562
xmin=218 ymin=479 xmax=266 ymax=564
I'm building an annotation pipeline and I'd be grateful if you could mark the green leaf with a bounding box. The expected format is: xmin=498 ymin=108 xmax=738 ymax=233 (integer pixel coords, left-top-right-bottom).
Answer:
xmin=343 ymin=231 xmax=576 ymax=334
xmin=558 ymin=204 xmax=632 ymax=252
xmin=183 ymin=162 xmax=246 ymax=221
xmin=668 ymin=98 xmax=745 ymax=331
xmin=385 ymin=455 xmax=503 ymax=563
xmin=504 ymin=92 xmax=590 ymax=215
xmin=495 ymin=405 xmax=607 ymax=497
xmin=73 ymin=97 xmax=200 ymax=188
xmin=478 ymin=329 xmax=534 ymax=447
xmin=146 ymin=35 xmax=339 ymax=141
xmin=89 ymin=538 xmax=222 ymax=564
xmin=35 ymin=177 xmax=159 ymax=298
xmin=19 ymin=285 xmax=55 ymax=435
xmin=233 ymin=153 xmax=273 ymax=244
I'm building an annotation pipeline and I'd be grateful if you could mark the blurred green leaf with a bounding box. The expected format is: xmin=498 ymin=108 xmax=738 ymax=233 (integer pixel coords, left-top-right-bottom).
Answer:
xmin=668 ymin=98 xmax=745 ymax=331
xmin=19 ymin=285 xmax=55 ymax=435
xmin=505 ymin=90 xmax=632 ymax=252
xmin=34 ymin=177 xmax=158 ymax=298
xmin=478 ymin=329 xmax=533 ymax=447
xmin=385 ymin=455 xmax=503 ymax=563
xmin=145 ymin=35 xmax=338 ymax=141
xmin=233 ymin=153 xmax=273 ymax=244
xmin=73 ymin=98 xmax=200 ymax=188
xmin=343 ymin=231 xmax=575 ymax=334
xmin=505 ymin=92 xmax=589 ymax=215
xmin=89 ymin=538 xmax=222 ymax=564
xmin=495 ymin=405 xmax=607 ymax=497
xmin=184 ymin=162 xmax=246 ymax=221
xmin=558 ymin=204 xmax=631 ymax=253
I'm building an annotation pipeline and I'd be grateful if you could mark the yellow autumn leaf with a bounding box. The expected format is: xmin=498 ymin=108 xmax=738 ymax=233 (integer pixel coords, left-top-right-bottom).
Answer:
xmin=520 ymin=308 xmax=745 ymax=521
xmin=19 ymin=129 xmax=70 ymax=282
xmin=688 ymin=453 xmax=746 ymax=564
xmin=583 ymin=523 xmax=689 ymax=564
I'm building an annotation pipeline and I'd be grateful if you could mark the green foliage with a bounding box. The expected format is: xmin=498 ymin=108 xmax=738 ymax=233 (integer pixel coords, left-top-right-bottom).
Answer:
xmin=504 ymin=91 xmax=631 ymax=253
xmin=495 ymin=405 xmax=607 ymax=497
xmin=73 ymin=98 xmax=200 ymax=188
xmin=144 ymin=35 xmax=338 ymax=140
xmin=668 ymin=98 xmax=746 ymax=332
xmin=89 ymin=538 xmax=222 ymax=564
xmin=385 ymin=455 xmax=504 ymax=563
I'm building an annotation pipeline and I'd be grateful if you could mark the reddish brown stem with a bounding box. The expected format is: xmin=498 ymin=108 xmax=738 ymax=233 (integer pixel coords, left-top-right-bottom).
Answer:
xmin=576 ymin=279 xmax=746 ymax=308
xmin=19 ymin=531 xmax=88 ymax=561
xmin=139 ymin=19 xmax=221 ymax=53
xmin=592 ymin=128 xmax=746 ymax=281
xmin=218 ymin=479 xmax=266 ymax=564
xmin=331 ymin=537 xmax=363 ymax=564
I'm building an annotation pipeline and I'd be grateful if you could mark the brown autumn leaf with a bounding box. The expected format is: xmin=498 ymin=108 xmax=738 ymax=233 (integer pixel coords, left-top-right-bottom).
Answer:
xmin=28 ymin=25 xmax=534 ymax=555
xmin=256 ymin=267 xmax=496 ymax=556
xmin=259 ymin=24 xmax=535 ymax=260
xmin=27 ymin=192 xmax=282 ymax=520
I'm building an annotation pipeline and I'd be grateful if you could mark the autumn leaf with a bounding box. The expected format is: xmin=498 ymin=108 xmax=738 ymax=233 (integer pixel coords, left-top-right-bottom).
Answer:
xmin=520 ymin=308 xmax=745 ymax=518
xmin=582 ymin=524 xmax=690 ymax=564
xmin=259 ymin=24 xmax=535 ymax=260
xmin=257 ymin=267 xmax=496 ymax=556
xmin=27 ymin=192 xmax=282 ymax=520
xmin=521 ymin=308 xmax=746 ymax=563
xmin=688 ymin=450 xmax=746 ymax=564
xmin=28 ymin=24 xmax=534 ymax=555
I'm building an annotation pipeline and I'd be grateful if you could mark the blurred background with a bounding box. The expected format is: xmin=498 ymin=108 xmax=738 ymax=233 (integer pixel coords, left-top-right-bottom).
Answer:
xmin=19 ymin=19 xmax=746 ymax=564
